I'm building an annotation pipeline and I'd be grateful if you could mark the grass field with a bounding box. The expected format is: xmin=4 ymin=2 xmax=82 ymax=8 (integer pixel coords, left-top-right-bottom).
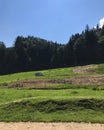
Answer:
xmin=0 ymin=64 xmax=104 ymax=122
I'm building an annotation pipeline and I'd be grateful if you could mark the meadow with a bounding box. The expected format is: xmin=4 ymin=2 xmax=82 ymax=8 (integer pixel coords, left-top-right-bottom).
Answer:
xmin=0 ymin=64 xmax=104 ymax=122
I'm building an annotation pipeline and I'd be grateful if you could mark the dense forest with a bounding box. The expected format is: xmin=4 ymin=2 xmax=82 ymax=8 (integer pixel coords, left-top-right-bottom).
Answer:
xmin=0 ymin=25 xmax=104 ymax=75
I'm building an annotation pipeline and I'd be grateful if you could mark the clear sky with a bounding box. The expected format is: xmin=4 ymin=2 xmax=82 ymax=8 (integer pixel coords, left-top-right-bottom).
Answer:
xmin=0 ymin=0 xmax=104 ymax=47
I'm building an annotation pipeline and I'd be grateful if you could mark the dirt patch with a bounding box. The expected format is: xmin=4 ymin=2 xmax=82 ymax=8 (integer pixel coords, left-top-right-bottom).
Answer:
xmin=7 ymin=75 xmax=104 ymax=88
xmin=51 ymin=76 xmax=104 ymax=85
xmin=73 ymin=64 xmax=98 ymax=74
xmin=7 ymin=79 xmax=58 ymax=89
xmin=0 ymin=122 xmax=104 ymax=130
xmin=69 ymin=76 xmax=104 ymax=85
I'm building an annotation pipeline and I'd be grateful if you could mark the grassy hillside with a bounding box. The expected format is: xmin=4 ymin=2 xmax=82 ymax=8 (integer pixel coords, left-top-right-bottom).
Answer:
xmin=0 ymin=64 xmax=104 ymax=122
xmin=0 ymin=67 xmax=75 ymax=85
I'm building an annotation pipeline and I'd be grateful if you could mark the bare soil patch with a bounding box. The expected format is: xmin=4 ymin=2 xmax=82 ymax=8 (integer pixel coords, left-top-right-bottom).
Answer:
xmin=68 ymin=76 xmax=104 ymax=85
xmin=73 ymin=64 xmax=98 ymax=74
xmin=7 ymin=79 xmax=58 ymax=89
xmin=51 ymin=76 xmax=104 ymax=85
xmin=7 ymin=75 xmax=104 ymax=88
xmin=0 ymin=122 xmax=104 ymax=130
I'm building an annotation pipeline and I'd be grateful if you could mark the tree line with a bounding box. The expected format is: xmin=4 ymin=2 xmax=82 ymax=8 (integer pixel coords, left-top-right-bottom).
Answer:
xmin=0 ymin=25 xmax=104 ymax=75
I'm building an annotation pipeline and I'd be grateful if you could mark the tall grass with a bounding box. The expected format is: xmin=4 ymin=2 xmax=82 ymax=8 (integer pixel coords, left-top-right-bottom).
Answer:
xmin=0 ymin=99 xmax=104 ymax=122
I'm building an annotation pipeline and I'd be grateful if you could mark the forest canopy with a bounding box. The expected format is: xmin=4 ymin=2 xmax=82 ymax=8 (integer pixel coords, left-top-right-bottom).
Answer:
xmin=0 ymin=25 xmax=104 ymax=75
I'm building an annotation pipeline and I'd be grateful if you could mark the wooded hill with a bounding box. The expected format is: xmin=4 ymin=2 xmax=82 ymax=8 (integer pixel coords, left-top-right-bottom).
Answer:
xmin=0 ymin=25 xmax=104 ymax=75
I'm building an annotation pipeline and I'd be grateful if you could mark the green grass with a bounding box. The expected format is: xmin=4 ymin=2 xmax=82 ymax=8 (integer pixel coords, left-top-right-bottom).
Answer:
xmin=0 ymin=63 xmax=104 ymax=122
xmin=0 ymin=63 xmax=104 ymax=86
xmin=0 ymin=99 xmax=104 ymax=122
xmin=0 ymin=67 xmax=75 ymax=85
xmin=96 ymin=64 xmax=104 ymax=74
xmin=0 ymin=86 xmax=103 ymax=122
xmin=0 ymin=63 xmax=104 ymax=85
xmin=0 ymin=87 xmax=104 ymax=105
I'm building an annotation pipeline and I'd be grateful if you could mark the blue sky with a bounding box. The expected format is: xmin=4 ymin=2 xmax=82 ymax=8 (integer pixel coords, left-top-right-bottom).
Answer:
xmin=0 ymin=0 xmax=104 ymax=47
